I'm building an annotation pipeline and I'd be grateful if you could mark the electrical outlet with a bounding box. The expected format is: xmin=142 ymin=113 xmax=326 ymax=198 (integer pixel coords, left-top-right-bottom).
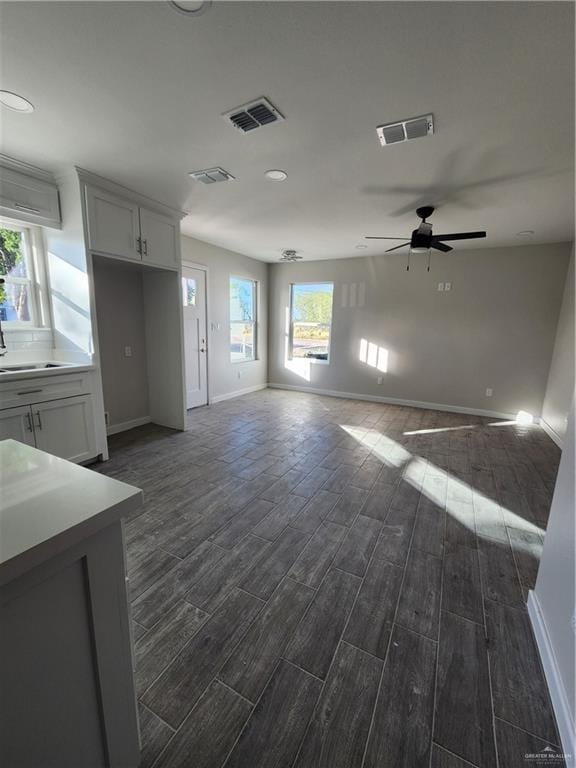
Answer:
xmin=444 ymin=282 xmax=452 ymax=291
xmin=124 ymin=346 xmax=132 ymax=357
xmin=485 ymin=387 xmax=493 ymax=397
xmin=437 ymin=282 xmax=445 ymax=291
xmin=237 ymin=370 xmax=242 ymax=379
xmin=377 ymin=376 xmax=383 ymax=385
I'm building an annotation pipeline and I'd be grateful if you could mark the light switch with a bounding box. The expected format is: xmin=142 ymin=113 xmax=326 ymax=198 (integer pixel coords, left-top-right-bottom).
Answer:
xmin=124 ymin=346 xmax=132 ymax=357
xmin=445 ymin=282 xmax=452 ymax=291
xmin=437 ymin=283 xmax=445 ymax=291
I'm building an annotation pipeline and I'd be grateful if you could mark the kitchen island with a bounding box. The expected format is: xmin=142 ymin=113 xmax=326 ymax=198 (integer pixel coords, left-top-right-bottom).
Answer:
xmin=0 ymin=439 xmax=142 ymax=768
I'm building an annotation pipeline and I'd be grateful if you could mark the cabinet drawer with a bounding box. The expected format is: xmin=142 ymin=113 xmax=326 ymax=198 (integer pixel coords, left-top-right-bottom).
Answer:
xmin=0 ymin=374 xmax=91 ymax=410
xmin=0 ymin=167 xmax=61 ymax=228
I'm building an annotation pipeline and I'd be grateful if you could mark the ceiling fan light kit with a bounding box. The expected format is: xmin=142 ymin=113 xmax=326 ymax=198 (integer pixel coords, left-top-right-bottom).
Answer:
xmin=365 ymin=206 xmax=487 ymax=271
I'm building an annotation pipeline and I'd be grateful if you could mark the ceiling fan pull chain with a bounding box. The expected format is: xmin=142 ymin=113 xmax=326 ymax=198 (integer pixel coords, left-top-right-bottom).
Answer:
xmin=427 ymin=249 xmax=431 ymax=272
xmin=406 ymin=250 xmax=410 ymax=271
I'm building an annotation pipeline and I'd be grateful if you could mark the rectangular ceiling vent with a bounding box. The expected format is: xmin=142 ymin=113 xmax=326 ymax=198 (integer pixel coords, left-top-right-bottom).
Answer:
xmin=223 ymin=97 xmax=284 ymax=133
xmin=189 ymin=167 xmax=235 ymax=184
xmin=376 ymin=114 xmax=434 ymax=147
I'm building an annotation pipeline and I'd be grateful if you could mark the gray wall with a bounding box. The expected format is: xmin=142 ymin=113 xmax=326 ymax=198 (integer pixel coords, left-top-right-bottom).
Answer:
xmin=268 ymin=242 xmax=572 ymax=418
xmin=180 ymin=236 xmax=268 ymax=402
xmin=92 ymin=257 xmax=149 ymax=428
xmin=542 ymin=245 xmax=575 ymax=443
xmin=533 ymin=397 xmax=575 ymax=752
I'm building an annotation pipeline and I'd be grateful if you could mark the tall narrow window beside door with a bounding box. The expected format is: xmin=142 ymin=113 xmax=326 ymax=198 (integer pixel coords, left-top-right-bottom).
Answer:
xmin=230 ymin=276 xmax=257 ymax=362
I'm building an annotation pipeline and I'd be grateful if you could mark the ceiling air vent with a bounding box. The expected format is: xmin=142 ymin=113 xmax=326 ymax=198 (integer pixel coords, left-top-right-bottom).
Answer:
xmin=189 ymin=167 xmax=235 ymax=184
xmin=376 ymin=114 xmax=434 ymax=147
xmin=223 ymin=97 xmax=284 ymax=134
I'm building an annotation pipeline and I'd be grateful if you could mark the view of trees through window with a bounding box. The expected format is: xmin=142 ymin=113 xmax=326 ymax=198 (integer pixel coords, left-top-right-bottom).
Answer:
xmin=230 ymin=276 xmax=256 ymax=362
xmin=0 ymin=226 xmax=32 ymax=323
xmin=290 ymin=282 xmax=334 ymax=360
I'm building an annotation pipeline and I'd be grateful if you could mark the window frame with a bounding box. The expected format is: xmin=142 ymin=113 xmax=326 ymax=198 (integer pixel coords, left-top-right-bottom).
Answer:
xmin=229 ymin=275 xmax=258 ymax=364
xmin=0 ymin=218 xmax=46 ymax=329
xmin=288 ymin=281 xmax=334 ymax=365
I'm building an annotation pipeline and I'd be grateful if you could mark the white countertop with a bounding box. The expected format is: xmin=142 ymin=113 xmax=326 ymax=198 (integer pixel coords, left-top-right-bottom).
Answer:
xmin=0 ymin=440 xmax=142 ymax=585
xmin=0 ymin=361 xmax=95 ymax=383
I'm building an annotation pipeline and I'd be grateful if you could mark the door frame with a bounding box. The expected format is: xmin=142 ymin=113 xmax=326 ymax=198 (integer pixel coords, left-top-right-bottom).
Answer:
xmin=182 ymin=260 xmax=210 ymax=407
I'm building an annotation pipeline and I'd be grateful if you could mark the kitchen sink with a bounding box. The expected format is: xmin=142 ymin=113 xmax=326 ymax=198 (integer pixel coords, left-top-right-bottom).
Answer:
xmin=0 ymin=363 xmax=71 ymax=373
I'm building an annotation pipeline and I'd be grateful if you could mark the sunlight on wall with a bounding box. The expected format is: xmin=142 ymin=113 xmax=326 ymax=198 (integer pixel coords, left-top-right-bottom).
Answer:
xmin=339 ymin=423 xmax=544 ymax=537
xmin=48 ymin=252 xmax=92 ymax=354
xmin=283 ymin=306 xmax=311 ymax=381
xmin=516 ymin=410 xmax=534 ymax=425
xmin=359 ymin=338 xmax=388 ymax=373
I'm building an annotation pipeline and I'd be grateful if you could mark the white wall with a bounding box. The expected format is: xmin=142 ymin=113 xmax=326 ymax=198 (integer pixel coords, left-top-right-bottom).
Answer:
xmin=92 ymin=257 xmax=149 ymax=429
xmin=268 ymin=242 xmax=572 ymax=418
xmin=180 ymin=236 xmax=268 ymax=402
xmin=542 ymin=245 xmax=575 ymax=444
xmin=530 ymin=398 xmax=575 ymax=761
xmin=44 ymin=172 xmax=93 ymax=362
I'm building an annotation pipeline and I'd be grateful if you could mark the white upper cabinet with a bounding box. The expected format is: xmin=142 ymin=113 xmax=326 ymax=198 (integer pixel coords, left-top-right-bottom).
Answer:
xmin=139 ymin=207 xmax=180 ymax=269
xmin=84 ymin=184 xmax=180 ymax=271
xmin=0 ymin=167 xmax=61 ymax=228
xmin=85 ymin=186 xmax=141 ymax=262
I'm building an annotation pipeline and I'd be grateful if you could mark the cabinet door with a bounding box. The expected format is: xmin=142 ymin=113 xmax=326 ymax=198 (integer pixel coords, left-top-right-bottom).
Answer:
xmin=0 ymin=406 xmax=36 ymax=446
xmin=33 ymin=396 xmax=97 ymax=463
xmin=0 ymin=167 xmax=61 ymax=228
xmin=86 ymin=186 xmax=141 ymax=262
xmin=139 ymin=207 xmax=180 ymax=270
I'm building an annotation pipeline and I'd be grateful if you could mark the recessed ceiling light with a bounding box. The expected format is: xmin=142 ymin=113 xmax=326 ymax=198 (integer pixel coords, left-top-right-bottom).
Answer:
xmin=355 ymin=244 xmax=368 ymax=250
xmin=516 ymin=230 xmax=535 ymax=238
xmin=168 ymin=1 xmax=211 ymax=16
xmin=0 ymin=90 xmax=34 ymax=113
xmin=265 ymin=169 xmax=288 ymax=182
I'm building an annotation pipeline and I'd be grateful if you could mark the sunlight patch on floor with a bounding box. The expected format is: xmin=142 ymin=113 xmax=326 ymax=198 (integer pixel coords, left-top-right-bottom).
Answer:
xmin=339 ymin=423 xmax=544 ymax=538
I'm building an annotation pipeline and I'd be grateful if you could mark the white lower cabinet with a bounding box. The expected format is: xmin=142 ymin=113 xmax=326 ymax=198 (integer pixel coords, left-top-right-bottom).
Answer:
xmin=0 ymin=405 xmax=36 ymax=446
xmin=0 ymin=395 xmax=96 ymax=463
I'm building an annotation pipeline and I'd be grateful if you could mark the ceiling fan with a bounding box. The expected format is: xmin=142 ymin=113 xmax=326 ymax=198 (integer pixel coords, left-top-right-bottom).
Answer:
xmin=365 ymin=206 xmax=486 ymax=270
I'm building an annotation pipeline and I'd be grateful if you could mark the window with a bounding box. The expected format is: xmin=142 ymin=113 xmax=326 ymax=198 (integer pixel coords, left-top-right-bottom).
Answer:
xmin=230 ymin=276 xmax=257 ymax=362
xmin=289 ymin=282 xmax=334 ymax=361
xmin=182 ymin=276 xmax=196 ymax=306
xmin=0 ymin=223 xmax=39 ymax=326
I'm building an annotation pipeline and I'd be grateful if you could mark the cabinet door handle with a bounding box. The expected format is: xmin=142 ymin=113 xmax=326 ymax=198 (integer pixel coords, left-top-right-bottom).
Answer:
xmin=142 ymin=238 xmax=148 ymax=256
xmin=14 ymin=202 xmax=41 ymax=213
xmin=17 ymin=388 xmax=43 ymax=395
xmin=25 ymin=412 xmax=33 ymax=432
xmin=34 ymin=411 xmax=42 ymax=430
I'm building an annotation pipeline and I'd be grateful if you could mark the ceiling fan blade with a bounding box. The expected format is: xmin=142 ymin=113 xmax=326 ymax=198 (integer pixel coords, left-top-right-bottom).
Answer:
xmin=431 ymin=242 xmax=453 ymax=252
xmin=431 ymin=231 xmax=486 ymax=242
xmin=385 ymin=243 xmax=410 ymax=253
xmin=365 ymin=236 xmax=409 ymax=240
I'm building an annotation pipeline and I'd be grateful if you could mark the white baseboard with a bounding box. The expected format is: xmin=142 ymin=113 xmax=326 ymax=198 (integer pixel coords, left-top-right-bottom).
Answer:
xmin=210 ymin=383 xmax=268 ymax=404
xmin=267 ymin=383 xmax=518 ymax=421
xmin=540 ymin=419 xmax=565 ymax=449
xmin=107 ymin=415 xmax=151 ymax=435
xmin=528 ymin=591 xmax=575 ymax=765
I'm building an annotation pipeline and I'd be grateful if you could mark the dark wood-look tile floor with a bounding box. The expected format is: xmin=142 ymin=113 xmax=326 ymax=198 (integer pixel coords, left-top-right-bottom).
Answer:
xmin=94 ymin=389 xmax=564 ymax=768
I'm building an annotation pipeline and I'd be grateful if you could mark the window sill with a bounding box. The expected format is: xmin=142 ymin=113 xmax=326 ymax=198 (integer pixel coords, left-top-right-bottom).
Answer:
xmin=289 ymin=357 xmax=330 ymax=365
xmin=231 ymin=358 xmax=258 ymax=365
xmin=2 ymin=326 xmax=50 ymax=333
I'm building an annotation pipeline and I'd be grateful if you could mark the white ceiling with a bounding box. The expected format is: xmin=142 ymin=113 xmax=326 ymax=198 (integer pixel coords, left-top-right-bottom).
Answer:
xmin=0 ymin=1 xmax=574 ymax=261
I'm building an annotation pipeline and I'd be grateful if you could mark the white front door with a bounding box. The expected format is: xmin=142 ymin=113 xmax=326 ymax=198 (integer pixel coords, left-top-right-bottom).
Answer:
xmin=182 ymin=266 xmax=208 ymax=409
